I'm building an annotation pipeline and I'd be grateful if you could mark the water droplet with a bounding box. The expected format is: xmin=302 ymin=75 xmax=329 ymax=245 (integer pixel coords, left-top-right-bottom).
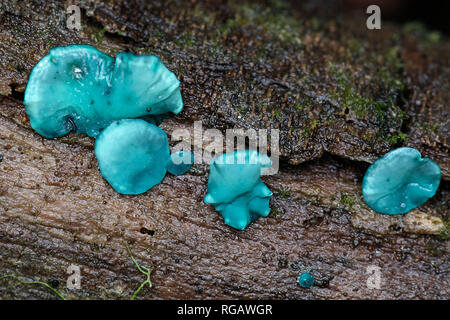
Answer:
xmin=72 ymin=66 xmax=83 ymax=79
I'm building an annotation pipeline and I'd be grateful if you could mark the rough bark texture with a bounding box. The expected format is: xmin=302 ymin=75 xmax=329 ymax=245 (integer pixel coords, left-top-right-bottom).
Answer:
xmin=0 ymin=0 xmax=448 ymax=299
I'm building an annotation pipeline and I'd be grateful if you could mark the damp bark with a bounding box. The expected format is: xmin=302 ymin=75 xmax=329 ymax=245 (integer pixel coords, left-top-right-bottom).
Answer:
xmin=0 ymin=0 xmax=448 ymax=299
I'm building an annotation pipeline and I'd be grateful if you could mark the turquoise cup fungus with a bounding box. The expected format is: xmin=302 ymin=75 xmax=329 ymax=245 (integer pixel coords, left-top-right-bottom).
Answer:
xmin=95 ymin=119 xmax=170 ymax=194
xmin=204 ymin=150 xmax=273 ymax=230
xmin=95 ymin=119 xmax=193 ymax=194
xmin=362 ymin=147 xmax=441 ymax=215
xmin=298 ymin=272 xmax=314 ymax=288
xmin=23 ymin=45 xmax=191 ymax=195
xmin=166 ymin=151 xmax=194 ymax=175
xmin=24 ymin=45 xmax=183 ymax=138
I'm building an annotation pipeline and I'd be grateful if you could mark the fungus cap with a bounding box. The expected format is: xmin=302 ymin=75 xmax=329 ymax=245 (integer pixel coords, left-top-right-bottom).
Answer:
xmin=95 ymin=119 xmax=170 ymax=195
xmin=362 ymin=147 xmax=441 ymax=214
xmin=204 ymin=150 xmax=272 ymax=205
xmin=298 ymin=273 xmax=314 ymax=288
xmin=204 ymin=150 xmax=273 ymax=230
xmin=24 ymin=45 xmax=182 ymax=138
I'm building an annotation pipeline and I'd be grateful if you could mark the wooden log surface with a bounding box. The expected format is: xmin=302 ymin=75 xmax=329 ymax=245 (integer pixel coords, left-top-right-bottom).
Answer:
xmin=0 ymin=0 xmax=448 ymax=299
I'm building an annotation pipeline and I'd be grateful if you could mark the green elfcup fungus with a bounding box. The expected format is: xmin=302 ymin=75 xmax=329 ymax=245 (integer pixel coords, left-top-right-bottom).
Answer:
xmin=362 ymin=147 xmax=441 ymax=215
xmin=204 ymin=150 xmax=273 ymax=230
xmin=95 ymin=119 xmax=193 ymax=195
xmin=24 ymin=45 xmax=183 ymax=138
xmin=95 ymin=119 xmax=171 ymax=195
xmin=166 ymin=151 xmax=194 ymax=175
xmin=298 ymin=272 xmax=314 ymax=288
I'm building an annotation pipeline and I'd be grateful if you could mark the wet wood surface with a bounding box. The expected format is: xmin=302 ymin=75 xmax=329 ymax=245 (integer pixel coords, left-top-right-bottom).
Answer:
xmin=0 ymin=0 xmax=448 ymax=299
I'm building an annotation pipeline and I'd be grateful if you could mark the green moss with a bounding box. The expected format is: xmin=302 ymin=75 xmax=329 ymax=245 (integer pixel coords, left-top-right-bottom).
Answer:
xmin=420 ymin=123 xmax=438 ymax=133
xmin=207 ymin=40 xmax=224 ymax=57
xmin=378 ymin=47 xmax=404 ymax=93
xmin=426 ymin=240 xmax=444 ymax=257
xmin=294 ymin=95 xmax=313 ymax=112
xmin=91 ymin=243 xmax=104 ymax=251
xmin=327 ymin=58 xmax=404 ymax=122
xmin=269 ymin=208 xmax=284 ymax=218
xmin=440 ymin=228 xmax=449 ymax=241
xmin=310 ymin=119 xmax=319 ymax=130
xmin=268 ymin=0 xmax=289 ymax=10
xmin=236 ymin=105 xmax=247 ymax=114
xmin=183 ymin=33 xmax=196 ymax=47
xmin=223 ymin=2 xmax=302 ymax=44
xmin=277 ymin=188 xmax=291 ymax=198
xmin=93 ymin=27 xmax=106 ymax=44
xmin=328 ymin=62 xmax=368 ymax=117
xmin=403 ymin=22 xmax=442 ymax=45
xmin=427 ymin=32 xmax=442 ymax=44
xmin=340 ymin=193 xmax=355 ymax=206
xmin=176 ymin=66 xmax=185 ymax=77
xmin=428 ymin=124 xmax=438 ymax=132
xmin=255 ymin=45 xmax=267 ymax=59
xmin=173 ymin=32 xmax=197 ymax=48
xmin=192 ymin=7 xmax=217 ymax=27
xmin=439 ymin=218 xmax=449 ymax=240
xmin=388 ymin=131 xmax=407 ymax=145
xmin=384 ymin=47 xmax=403 ymax=73
xmin=273 ymin=108 xmax=281 ymax=117
xmin=303 ymin=126 xmax=311 ymax=138
xmin=153 ymin=29 xmax=163 ymax=40
xmin=347 ymin=39 xmax=365 ymax=55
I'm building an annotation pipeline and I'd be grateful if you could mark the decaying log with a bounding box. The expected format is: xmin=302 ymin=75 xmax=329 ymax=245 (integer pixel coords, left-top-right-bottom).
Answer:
xmin=0 ymin=0 xmax=448 ymax=299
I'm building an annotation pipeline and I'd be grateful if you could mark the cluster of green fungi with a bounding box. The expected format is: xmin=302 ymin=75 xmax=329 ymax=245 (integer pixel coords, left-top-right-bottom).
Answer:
xmin=24 ymin=45 xmax=441 ymax=232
